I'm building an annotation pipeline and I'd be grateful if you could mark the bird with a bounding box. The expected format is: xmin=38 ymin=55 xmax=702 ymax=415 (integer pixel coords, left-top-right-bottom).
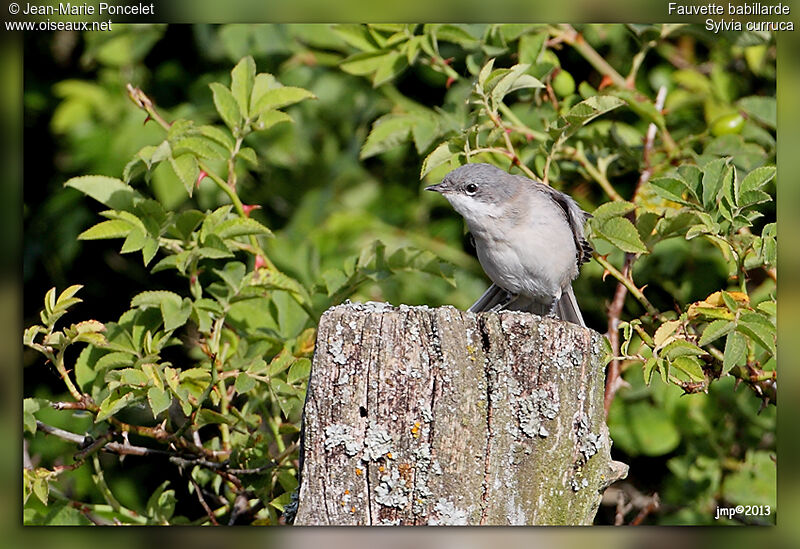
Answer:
xmin=426 ymin=163 xmax=592 ymax=327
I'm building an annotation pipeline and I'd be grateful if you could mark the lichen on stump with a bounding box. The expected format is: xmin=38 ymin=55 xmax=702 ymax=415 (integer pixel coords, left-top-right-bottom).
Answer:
xmin=293 ymin=302 xmax=627 ymax=525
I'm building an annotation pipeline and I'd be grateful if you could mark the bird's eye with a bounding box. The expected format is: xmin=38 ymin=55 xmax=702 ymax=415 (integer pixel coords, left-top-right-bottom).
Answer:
xmin=465 ymin=183 xmax=478 ymax=195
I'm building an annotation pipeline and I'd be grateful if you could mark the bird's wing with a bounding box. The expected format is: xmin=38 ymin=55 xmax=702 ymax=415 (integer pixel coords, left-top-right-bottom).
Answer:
xmin=468 ymin=283 xmax=512 ymax=313
xmin=535 ymin=182 xmax=593 ymax=266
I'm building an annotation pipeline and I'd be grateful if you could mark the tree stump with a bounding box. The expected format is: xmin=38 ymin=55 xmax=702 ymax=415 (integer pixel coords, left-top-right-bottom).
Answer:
xmin=293 ymin=302 xmax=627 ymax=525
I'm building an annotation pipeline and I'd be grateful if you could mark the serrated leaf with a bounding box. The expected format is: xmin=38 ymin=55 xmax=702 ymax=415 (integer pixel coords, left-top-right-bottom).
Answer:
xmin=653 ymin=320 xmax=680 ymax=348
xmin=198 ymin=125 xmax=234 ymax=151
xmin=592 ymin=200 xmax=636 ymax=222
xmin=234 ymin=372 xmax=256 ymax=394
xmin=662 ymin=339 xmax=705 ymax=360
xmin=215 ymin=217 xmax=274 ymax=239
xmin=478 ymin=58 xmax=495 ymax=89
xmin=421 ymin=142 xmax=456 ymax=178
xmin=737 ymin=96 xmax=776 ymax=129
xmin=723 ymin=331 xmax=747 ymax=374
xmin=252 ymin=86 xmax=315 ymax=115
xmin=237 ymin=147 xmax=258 ymax=166
xmin=256 ymin=110 xmax=293 ymax=131
xmin=737 ymin=312 xmax=775 ymax=355
xmin=340 ymin=51 xmax=392 ymax=76
xmin=490 ymin=64 xmax=532 ymax=104
xmin=171 ymin=136 xmax=226 ymax=161
xmin=195 ymin=409 xmax=233 ymax=428
xmin=287 ymin=358 xmax=311 ymax=384
xmin=169 ymin=154 xmax=199 ymax=196
xmin=740 ymin=166 xmax=775 ymax=193
xmin=650 ymin=177 xmax=695 ymax=205
xmin=147 ymin=386 xmax=172 ymax=417
xmin=596 ymin=216 xmax=648 ymax=253
xmin=96 ymin=390 xmax=138 ymax=422
xmin=671 ymin=356 xmax=705 ymax=382
xmin=371 ymin=50 xmax=407 ymax=86
xmin=119 ymin=227 xmax=147 ymax=253
xmin=642 ymin=357 xmax=658 ymax=385
xmin=230 ymin=56 xmax=256 ymax=119
xmin=78 ymin=219 xmax=132 ymax=240
xmin=699 ymin=320 xmax=735 ymax=346
xmin=360 ymin=114 xmax=413 ymax=159
xmin=209 ymin=82 xmax=242 ymax=132
xmin=161 ymin=297 xmax=192 ymax=331
xmin=65 ymin=176 xmax=143 ymax=211
xmin=132 ymin=290 xmax=183 ymax=309
xmin=701 ymin=157 xmax=729 ymax=208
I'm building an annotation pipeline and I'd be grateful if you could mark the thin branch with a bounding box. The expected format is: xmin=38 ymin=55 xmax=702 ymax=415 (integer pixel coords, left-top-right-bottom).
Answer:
xmin=554 ymin=25 xmax=629 ymax=90
xmin=191 ymin=477 xmax=220 ymax=526
xmin=603 ymin=87 xmax=667 ymax=415
xmin=594 ymin=254 xmax=658 ymax=316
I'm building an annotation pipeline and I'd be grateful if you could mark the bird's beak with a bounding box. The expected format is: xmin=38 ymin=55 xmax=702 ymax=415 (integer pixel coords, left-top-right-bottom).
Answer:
xmin=425 ymin=183 xmax=444 ymax=193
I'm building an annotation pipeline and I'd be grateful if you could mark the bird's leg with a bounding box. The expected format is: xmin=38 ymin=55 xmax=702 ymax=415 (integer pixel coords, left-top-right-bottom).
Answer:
xmin=488 ymin=292 xmax=516 ymax=312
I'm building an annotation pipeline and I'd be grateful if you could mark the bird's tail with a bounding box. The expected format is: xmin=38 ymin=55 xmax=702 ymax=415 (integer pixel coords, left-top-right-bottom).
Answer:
xmin=469 ymin=283 xmax=586 ymax=327
xmin=554 ymin=284 xmax=586 ymax=327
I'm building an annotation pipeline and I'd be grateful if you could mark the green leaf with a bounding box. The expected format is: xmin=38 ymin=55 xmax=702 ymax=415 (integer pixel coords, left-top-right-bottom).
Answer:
xmin=737 ymin=96 xmax=776 ymax=129
xmin=209 ymin=82 xmax=242 ymax=132
xmin=269 ymin=491 xmax=295 ymax=511
xmin=371 ymin=50 xmax=407 ymax=86
xmin=661 ymin=339 xmax=705 ymax=360
xmin=24 ymin=398 xmax=45 ymax=435
xmin=421 ymin=142 xmax=456 ymax=178
xmin=195 ymin=409 xmax=233 ymax=428
xmin=147 ymin=386 xmax=172 ymax=417
xmin=699 ymin=320 xmax=735 ymax=346
xmin=642 ymin=357 xmax=658 ymax=385
xmin=132 ymin=290 xmax=183 ymax=309
xmin=431 ymin=24 xmax=479 ymax=47
xmin=701 ymin=157 xmax=729 ymax=208
xmin=287 ymin=358 xmax=311 ymax=384
xmin=145 ymin=481 xmax=176 ymax=523
xmin=234 ymin=372 xmax=257 ymax=394
xmin=740 ymin=165 xmax=776 ymax=193
xmin=737 ymin=312 xmax=775 ymax=355
xmin=65 ymin=176 xmax=143 ymax=211
xmin=723 ymin=331 xmax=747 ymax=374
xmin=333 ymin=24 xmax=381 ymax=51
xmin=169 ymin=153 xmax=199 ymax=196
xmin=78 ymin=219 xmax=133 ymax=240
xmin=671 ymin=356 xmax=705 ymax=382
xmin=478 ymin=58 xmax=495 ymax=89
xmin=215 ymin=217 xmax=274 ymax=239
xmin=252 ymin=86 xmax=315 ymax=115
xmin=256 ymin=110 xmax=293 ymax=131
xmin=96 ymin=390 xmax=138 ymax=422
xmin=198 ymin=125 xmax=235 ymax=151
xmin=340 ymin=51 xmax=393 ymax=76
xmin=491 ymin=64 xmax=542 ymax=104
xmin=650 ymin=177 xmax=695 ymax=205
xmin=161 ymin=297 xmax=192 ymax=331
xmin=360 ymin=114 xmax=413 ymax=159
xmin=591 ymin=200 xmax=635 ymax=222
xmin=230 ymin=56 xmax=256 ymax=118
xmin=596 ymin=216 xmax=648 ymax=253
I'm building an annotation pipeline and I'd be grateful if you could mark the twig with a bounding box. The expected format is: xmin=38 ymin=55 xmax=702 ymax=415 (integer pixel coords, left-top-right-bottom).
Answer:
xmin=603 ymin=87 xmax=667 ymax=415
xmin=554 ymin=25 xmax=629 ymax=90
xmin=191 ymin=477 xmax=220 ymax=525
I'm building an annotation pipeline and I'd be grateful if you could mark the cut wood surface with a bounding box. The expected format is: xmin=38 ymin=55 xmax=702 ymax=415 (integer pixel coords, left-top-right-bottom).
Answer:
xmin=293 ymin=302 xmax=627 ymax=525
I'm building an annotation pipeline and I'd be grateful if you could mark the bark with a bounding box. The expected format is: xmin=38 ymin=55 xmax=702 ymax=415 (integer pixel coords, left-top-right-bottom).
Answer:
xmin=293 ymin=302 xmax=627 ymax=525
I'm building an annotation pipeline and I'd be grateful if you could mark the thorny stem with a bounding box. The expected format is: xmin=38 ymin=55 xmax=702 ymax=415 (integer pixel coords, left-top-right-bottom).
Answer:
xmin=594 ymin=254 xmax=658 ymax=317
xmin=603 ymin=86 xmax=667 ymax=415
xmin=477 ymin=91 xmax=538 ymax=180
xmin=562 ymin=145 xmax=624 ymax=202
xmin=552 ymin=25 xmax=629 ymax=90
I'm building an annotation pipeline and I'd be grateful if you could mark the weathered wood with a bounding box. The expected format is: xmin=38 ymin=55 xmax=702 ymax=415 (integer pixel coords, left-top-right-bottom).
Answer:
xmin=294 ymin=302 xmax=627 ymax=525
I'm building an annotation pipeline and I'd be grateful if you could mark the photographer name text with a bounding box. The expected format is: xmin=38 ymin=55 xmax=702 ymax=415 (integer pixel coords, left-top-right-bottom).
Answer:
xmin=668 ymin=2 xmax=793 ymax=32
xmin=21 ymin=2 xmax=154 ymax=15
